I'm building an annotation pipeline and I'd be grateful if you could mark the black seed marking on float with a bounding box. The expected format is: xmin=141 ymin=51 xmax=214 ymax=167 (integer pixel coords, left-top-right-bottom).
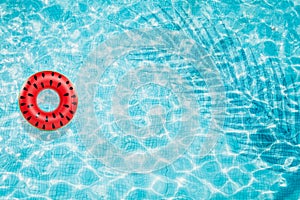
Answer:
xmin=52 ymin=113 xmax=56 ymax=118
xmin=23 ymin=87 xmax=28 ymax=91
xmin=58 ymin=75 xmax=62 ymax=79
xmin=20 ymin=103 xmax=26 ymax=106
xmin=50 ymin=80 xmax=53 ymax=86
xmin=33 ymin=83 xmax=38 ymax=89
xmin=69 ymin=87 xmax=73 ymax=90
xmin=66 ymin=81 xmax=69 ymax=84
xmin=52 ymin=123 xmax=55 ymax=129
xmin=69 ymin=110 xmax=74 ymax=114
xmin=57 ymin=82 xmax=61 ymax=88
xmin=52 ymin=72 xmax=54 ymax=76
xmin=20 ymin=96 xmax=25 ymax=99
xmin=42 ymin=73 xmax=45 ymax=78
xmin=27 ymin=104 xmax=33 ymax=108
xmin=36 ymin=112 xmax=40 ymax=118
xmin=60 ymin=121 xmax=63 ymax=126
xmin=35 ymin=122 xmax=39 ymax=127
xmin=41 ymin=82 xmax=44 ymax=88
xmin=42 ymin=124 xmax=45 ymax=129
xmin=34 ymin=75 xmax=37 ymax=81
xmin=66 ymin=116 xmax=70 ymax=121
xmin=72 ymin=102 xmax=77 ymax=105
xmin=27 ymin=116 xmax=31 ymax=121
xmin=45 ymin=116 xmax=48 ymax=122
xmin=28 ymin=93 xmax=34 ymax=97
xmin=64 ymin=93 xmax=69 ymax=96
xmin=71 ymin=95 xmax=76 ymax=98
xmin=23 ymin=110 xmax=28 ymax=114
xmin=59 ymin=112 xmax=64 ymax=118
xmin=27 ymin=81 xmax=31 ymax=85
xmin=63 ymin=104 xmax=69 ymax=108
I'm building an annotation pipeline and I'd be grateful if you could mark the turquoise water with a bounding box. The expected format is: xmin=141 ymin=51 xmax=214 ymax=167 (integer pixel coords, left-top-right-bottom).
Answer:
xmin=0 ymin=0 xmax=299 ymax=199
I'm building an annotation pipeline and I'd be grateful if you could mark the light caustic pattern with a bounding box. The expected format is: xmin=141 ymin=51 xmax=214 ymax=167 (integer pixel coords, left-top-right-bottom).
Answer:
xmin=1 ymin=0 xmax=300 ymax=199
xmin=77 ymin=29 xmax=225 ymax=172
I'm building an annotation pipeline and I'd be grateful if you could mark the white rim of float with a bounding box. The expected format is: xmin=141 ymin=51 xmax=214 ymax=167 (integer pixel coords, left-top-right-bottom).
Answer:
xmin=77 ymin=29 xmax=225 ymax=173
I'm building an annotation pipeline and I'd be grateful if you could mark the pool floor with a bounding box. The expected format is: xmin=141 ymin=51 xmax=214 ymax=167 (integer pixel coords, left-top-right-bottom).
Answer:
xmin=0 ymin=0 xmax=299 ymax=199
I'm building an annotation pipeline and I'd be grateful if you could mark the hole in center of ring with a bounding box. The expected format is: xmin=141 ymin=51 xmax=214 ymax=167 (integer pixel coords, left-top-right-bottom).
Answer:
xmin=37 ymin=89 xmax=60 ymax=112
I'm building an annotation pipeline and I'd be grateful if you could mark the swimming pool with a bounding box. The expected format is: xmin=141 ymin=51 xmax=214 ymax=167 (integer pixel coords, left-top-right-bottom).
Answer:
xmin=0 ymin=0 xmax=299 ymax=199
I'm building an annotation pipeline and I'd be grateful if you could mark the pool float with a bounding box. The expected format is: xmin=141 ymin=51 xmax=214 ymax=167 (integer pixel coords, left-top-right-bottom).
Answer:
xmin=19 ymin=71 xmax=78 ymax=130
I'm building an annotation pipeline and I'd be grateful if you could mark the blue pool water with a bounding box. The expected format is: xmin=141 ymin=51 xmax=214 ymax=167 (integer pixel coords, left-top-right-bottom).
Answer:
xmin=0 ymin=0 xmax=300 ymax=199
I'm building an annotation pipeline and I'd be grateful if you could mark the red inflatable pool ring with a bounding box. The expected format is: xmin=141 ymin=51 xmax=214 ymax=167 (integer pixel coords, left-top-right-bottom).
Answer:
xmin=19 ymin=71 xmax=78 ymax=130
